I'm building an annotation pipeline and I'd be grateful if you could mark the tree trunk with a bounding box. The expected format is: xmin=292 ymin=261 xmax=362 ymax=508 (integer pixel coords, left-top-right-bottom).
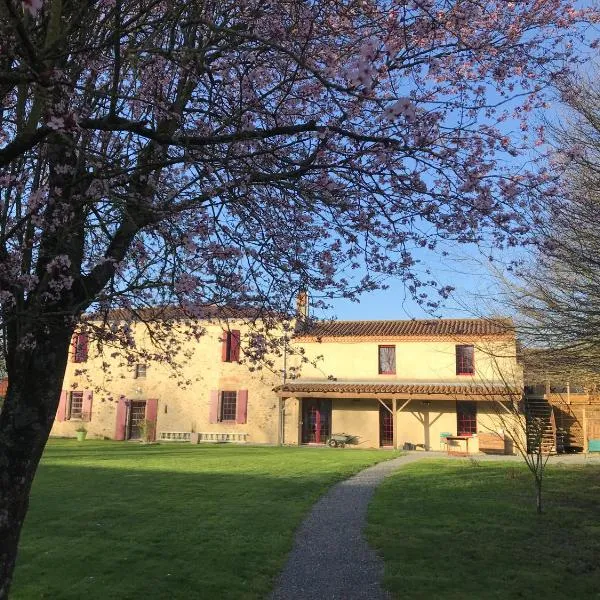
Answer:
xmin=0 ymin=328 xmax=72 ymax=599
xmin=535 ymin=477 xmax=543 ymax=514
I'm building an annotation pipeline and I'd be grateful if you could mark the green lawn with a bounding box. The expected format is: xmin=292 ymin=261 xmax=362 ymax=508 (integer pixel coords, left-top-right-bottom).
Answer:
xmin=367 ymin=460 xmax=600 ymax=600
xmin=12 ymin=440 xmax=398 ymax=599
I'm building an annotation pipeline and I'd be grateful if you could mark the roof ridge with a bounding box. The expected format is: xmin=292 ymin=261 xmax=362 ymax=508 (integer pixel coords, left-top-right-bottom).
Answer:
xmin=310 ymin=316 xmax=511 ymax=323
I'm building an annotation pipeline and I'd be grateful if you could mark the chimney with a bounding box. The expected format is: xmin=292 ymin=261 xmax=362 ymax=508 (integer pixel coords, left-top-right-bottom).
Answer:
xmin=296 ymin=290 xmax=309 ymax=322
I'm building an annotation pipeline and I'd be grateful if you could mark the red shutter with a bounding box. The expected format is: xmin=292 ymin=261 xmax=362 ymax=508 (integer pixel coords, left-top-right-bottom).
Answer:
xmin=80 ymin=333 xmax=89 ymax=362
xmin=230 ymin=330 xmax=241 ymax=362
xmin=236 ymin=390 xmax=248 ymax=424
xmin=145 ymin=399 xmax=158 ymax=441
xmin=221 ymin=331 xmax=229 ymax=362
xmin=70 ymin=335 xmax=78 ymax=362
xmin=56 ymin=390 xmax=68 ymax=421
xmin=114 ymin=397 xmax=128 ymax=440
xmin=209 ymin=390 xmax=220 ymax=423
xmin=82 ymin=390 xmax=93 ymax=422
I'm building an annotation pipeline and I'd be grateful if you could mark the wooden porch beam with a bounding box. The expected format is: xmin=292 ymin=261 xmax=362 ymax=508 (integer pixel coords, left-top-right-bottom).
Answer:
xmin=495 ymin=400 xmax=513 ymax=415
xmin=397 ymin=399 xmax=412 ymax=412
xmin=376 ymin=398 xmax=393 ymax=414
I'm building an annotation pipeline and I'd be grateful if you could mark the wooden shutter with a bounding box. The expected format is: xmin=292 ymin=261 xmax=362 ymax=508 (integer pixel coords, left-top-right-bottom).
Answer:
xmin=236 ymin=390 xmax=248 ymax=424
xmin=114 ymin=397 xmax=128 ymax=440
xmin=82 ymin=390 xmax=93 ymax=422
xmin=145 ymin=399 xmax=158 ymax=441
xmin=56 ymin=390 xmax=68 ymax=422
xmin=221 ymin=331 xmax=230 ymax=362
xmin=79 ymin=333 xmax=89 ymax=362
xmin=230 ymin=330 xmax=241 ymax=362
xmin=209 ymin=390 xmax=220 ymax=423
xmin=70 ymin=335 xmax=78 ymax=362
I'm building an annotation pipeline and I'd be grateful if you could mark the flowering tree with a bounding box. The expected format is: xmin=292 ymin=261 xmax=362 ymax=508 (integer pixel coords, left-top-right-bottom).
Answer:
xmin=0 ymin=0 xmax=596 ymax=593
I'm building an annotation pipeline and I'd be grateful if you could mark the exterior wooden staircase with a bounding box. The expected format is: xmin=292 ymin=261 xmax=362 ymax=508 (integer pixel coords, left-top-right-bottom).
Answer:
xmin=525 ymin=398 xmax=558 ymax=454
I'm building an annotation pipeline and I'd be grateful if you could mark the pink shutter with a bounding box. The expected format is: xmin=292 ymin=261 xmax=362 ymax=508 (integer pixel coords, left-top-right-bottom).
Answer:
xmin=70 ymin=335 xmax=77 ymax=362
xmin=56 ymin=390 xmax=68 ymax=421
xmin=145 ymin=399 xmax=158 ymax=441
xmin=209 ymin=390 xmax=220 ymax=423
xmin=221 ymin=331 xmax=229 ymax=362
xmin=236 ymin=390 xmax=248 ymax=424
xmin=231 ymin=330 xmax=241 ymax=362
xmin=82 ymin=390 xmax=93 ymax=422
xmin=114 ymin=397 xmax=128 ymax=440
xmin=80 ymin=333 xmax=89 ymax=362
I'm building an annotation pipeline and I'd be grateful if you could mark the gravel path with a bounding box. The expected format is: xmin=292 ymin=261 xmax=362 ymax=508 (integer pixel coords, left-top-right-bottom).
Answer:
xmin=269 ymin=451 xmax=600 ymax=600
xmin=269 ymin=452 xmax=437 ymax=600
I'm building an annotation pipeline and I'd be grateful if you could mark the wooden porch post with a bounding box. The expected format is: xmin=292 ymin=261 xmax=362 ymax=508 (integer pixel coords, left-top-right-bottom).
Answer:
xmin=392 ymin=397 xmax=398 ymax=450
xmin=278 ymin=397 xmax=284 ymax=446
xmin=583 ymin=405 xmax=588 ymax=455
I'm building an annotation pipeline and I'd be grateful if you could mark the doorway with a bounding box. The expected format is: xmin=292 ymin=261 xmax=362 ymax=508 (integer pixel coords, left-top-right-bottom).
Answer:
xmin=379 ymin=402 xmax=393 ymax=447
xmin=301 ymin=399 xmax=332 ymax=444
xmin=127 ymin=400 xmax=147 ymax=440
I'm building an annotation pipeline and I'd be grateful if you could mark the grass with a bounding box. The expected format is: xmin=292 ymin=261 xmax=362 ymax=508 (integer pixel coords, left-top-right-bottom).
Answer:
xmin=367 ymin=460 xmax=600 ymax=599
xmin=12 ymin=440 xmax=399 ymax=599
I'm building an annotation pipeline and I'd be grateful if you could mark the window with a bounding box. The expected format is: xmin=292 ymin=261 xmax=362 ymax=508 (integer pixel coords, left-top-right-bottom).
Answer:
xmin=68 ymin=391 xmax=84 ymax=420
xmin=134 ymin=364 xmax=147 ymax=379
xmin=221 ymin=330 xmax=240 ymax=362
xmin=220 ymin=391 xmax=237 ymax=422
xmin=72 ymin=333 xmax=88 ymax=363
xmin=457 ymin=401 xmax=477 ymax=436
xmin=378 ymin=345 xmax=396 ymax=374
xmin=455 ymin=345 xmax=474 ymax=375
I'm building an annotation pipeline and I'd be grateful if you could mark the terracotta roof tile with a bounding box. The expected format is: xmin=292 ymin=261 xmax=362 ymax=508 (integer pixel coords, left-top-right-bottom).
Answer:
xmin=277 ymin=382 xmax=517 ymax=396
xmin=295 ymin=317 xmax=513 ymax=340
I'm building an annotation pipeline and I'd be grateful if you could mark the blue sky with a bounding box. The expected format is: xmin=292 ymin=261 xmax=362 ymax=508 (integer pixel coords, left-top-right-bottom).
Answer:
xmin=323 ymin=3 xmax=599 ymax=322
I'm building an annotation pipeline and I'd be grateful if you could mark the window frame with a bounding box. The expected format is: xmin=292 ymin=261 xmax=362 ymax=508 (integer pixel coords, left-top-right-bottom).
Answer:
xmin=68 ymin=391 xmax=84 ymax=420
xmin=219 ymin=391 xmax=237 ymax=422
xmin=134 ymin=363 xmax=147 ymax=379
xmin=378 ymin=345 xmax=396 ymax=375
xmin=455 ymin=344 xmax=475 ymax=376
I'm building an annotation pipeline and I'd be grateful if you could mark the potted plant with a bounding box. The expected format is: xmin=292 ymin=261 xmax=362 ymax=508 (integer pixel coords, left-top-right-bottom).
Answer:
xmin=75 ymin=424 xmax=87 ymax=442
xmin=139 ymin=419 xmax=156 ymax=444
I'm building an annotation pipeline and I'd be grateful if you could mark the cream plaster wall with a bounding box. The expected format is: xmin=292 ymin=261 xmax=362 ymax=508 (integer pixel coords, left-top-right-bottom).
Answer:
xmin=290 ymin=338 xmax=519 ymax=386
xmin=331 ymin=399 xmax=380 ymax=448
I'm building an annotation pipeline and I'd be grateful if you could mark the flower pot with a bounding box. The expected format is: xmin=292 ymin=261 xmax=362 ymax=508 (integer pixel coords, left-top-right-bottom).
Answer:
xmin=76 ymin=430 xmax=87 ymax=442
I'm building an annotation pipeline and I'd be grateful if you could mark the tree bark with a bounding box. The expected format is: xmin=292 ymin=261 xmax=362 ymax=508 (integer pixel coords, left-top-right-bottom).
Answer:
xmin=0 ymin=326 xmax=72 ymax=599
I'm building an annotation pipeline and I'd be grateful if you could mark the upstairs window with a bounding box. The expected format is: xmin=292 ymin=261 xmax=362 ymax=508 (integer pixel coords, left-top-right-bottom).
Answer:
xmin=134 ymin=364 xmax=147 ymax=379
xmin=456 ymin=345 xmax=474 ymax=375
xmin=220 ymin=391 xmax=237 ymax=422
xmin=222 ymin=330 xmax=241 ymax=362
xmin=378 ymin=345 xmax=396 ymax=375
xmin=72 ymin=333 xmax=88 ymax=363
xmin=68 ymin=391 xmax=84 ymax=419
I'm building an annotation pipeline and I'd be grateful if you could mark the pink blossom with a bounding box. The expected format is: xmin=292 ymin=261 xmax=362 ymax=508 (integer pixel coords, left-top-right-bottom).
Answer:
xmin=22 ymin=0 xmax=42 ymax=17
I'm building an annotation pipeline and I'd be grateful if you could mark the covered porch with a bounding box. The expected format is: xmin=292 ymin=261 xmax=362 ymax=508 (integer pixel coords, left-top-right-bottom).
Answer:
xmin=277 ymin=382 xmax=518 ymax=453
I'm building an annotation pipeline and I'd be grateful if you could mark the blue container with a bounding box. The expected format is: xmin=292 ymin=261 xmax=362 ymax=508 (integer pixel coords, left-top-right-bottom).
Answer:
xmin=588 ymin=439 xmax=600 ymax=452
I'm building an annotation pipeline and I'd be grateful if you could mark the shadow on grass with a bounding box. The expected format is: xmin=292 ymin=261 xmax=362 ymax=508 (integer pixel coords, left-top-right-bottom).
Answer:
xmin=13 ymin=442 xmax=394 ymax=600
xmin=367 ymin=460 xmax=600 ymax=600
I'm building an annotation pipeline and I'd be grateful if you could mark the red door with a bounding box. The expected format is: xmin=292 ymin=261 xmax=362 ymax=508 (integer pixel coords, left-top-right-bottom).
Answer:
xmin=379 ymin=403 xmax=393 ymax=447
xmin=302 ymin=399 xmax=332 ymax=444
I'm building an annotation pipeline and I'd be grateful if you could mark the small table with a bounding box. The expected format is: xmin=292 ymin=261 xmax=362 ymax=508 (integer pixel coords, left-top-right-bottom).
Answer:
xmin=446 ymin=435 xmax=473 ymax=456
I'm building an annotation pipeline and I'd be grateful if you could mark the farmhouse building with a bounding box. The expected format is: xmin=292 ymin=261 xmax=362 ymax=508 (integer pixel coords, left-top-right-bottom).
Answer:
xmin=51 ymin=312 xmax=521 ymax=453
